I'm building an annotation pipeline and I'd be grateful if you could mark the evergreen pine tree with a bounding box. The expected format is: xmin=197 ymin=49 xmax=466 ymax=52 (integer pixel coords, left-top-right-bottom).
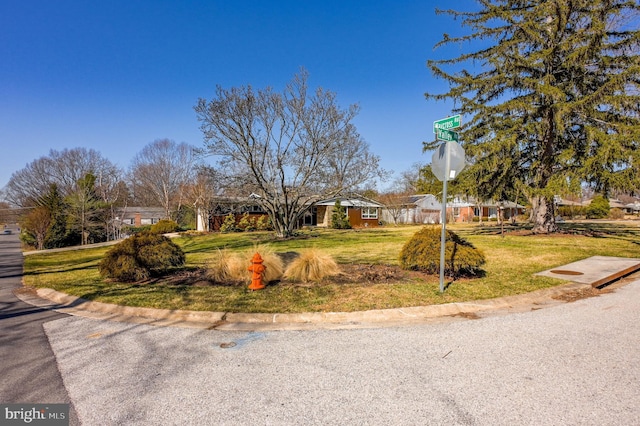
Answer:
xmin=66 ymin=173 xmax=105 ymax=245
xmin=331 ymin=200 xmax=352 ymax=229
xmin=425 ymin=1 xmax=640 ymax=233
xmin=37 ymin=184 xmax=73 ymax=248
xmin=585 ymin=195 xmax=611 ymax=219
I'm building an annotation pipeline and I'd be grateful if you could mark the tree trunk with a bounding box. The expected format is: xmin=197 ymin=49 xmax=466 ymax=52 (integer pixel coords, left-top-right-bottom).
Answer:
xmin=531 ymin=195 xmax=558 ymax=233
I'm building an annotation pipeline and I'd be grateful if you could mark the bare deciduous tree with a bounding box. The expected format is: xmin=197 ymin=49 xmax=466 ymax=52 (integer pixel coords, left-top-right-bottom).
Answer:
xmin=22 ymin=206 xmax=51 ymax=250
xmin=129 ymin=139 xmax=199 ymax=219
xmin=195 ymin=69 xmax=384 ymax=237
xmin=183 ymin=165 xmax=221 ymax=232
xmin=4 ymin=148 xmax=121 ymax=208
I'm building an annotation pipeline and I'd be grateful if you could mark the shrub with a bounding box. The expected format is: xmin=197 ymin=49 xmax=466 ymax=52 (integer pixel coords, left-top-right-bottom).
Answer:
xmin=150 ymin=219 xmax=180 ymax=234
xmin=331 ymin=200 xmax=352 ymax=229
xmin=220 ymin=213 xmax=237 ymax=233
xmin=585 ymin=195 xmax=610 ymax=219
xmin=122 ymin=225 xmax=152 ymax=235
xmin=557 ymin=205 xmax=585 ymax=219
xmin=399 ymin=226 xmax=485 ymax=277
xmin=608 ymin=208 xmax=625 ymax=220
xmin=255 ymin=215 xmax=272 ymax=231
xmin=99 ymin=232 xmax=186 ymax=282
xmin=237 ymin=213 xmax=257 ymax=231
xmin=472 ymin=217 xmax=492 ymax=222
xmin=284 ymin=248 xmax=340 ymax=282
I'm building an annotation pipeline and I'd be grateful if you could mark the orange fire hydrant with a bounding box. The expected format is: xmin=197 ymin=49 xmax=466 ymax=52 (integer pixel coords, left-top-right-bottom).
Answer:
xmin=247 ymin=252 xmax=267 ymax=290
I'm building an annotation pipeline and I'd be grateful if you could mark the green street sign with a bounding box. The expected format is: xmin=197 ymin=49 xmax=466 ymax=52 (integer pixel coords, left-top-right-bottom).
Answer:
xmin=433 ymin=114 xmax=461 ymax=132
xmin=436 ymin=128 xmax=458 ymax=142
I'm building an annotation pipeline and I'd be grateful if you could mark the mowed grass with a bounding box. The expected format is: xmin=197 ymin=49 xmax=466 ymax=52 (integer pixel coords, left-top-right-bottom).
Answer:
xmin=22 ymin=222 xmax=640 ymax=313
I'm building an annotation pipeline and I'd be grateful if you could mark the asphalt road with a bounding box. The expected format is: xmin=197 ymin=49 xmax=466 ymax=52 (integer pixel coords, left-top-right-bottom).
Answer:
xmin=3 ymin=231 xmax=639 ymax=425
xmin=44 ymin=280 xmax=639 ymax=425
xmin=0 ymin=230 xmax=79 ymax=425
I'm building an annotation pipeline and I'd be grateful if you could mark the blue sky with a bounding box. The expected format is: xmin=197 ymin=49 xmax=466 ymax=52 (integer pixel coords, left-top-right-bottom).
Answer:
xmin=0 ymin=0 xmax=475 ymax=191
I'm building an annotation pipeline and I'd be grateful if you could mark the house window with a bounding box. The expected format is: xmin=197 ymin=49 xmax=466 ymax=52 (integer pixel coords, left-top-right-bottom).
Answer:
xmin=362 ymin=207 xmax=378 ymax=219
xmin=302 ymin=207 xmax=317 ymax=226
xmin=453 ymin=207 xmax=460 ymax=217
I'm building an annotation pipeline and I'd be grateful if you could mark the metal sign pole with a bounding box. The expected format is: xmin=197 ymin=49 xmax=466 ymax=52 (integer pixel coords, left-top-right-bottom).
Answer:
xmin=439 ymin=141 xmax=450 ymax=293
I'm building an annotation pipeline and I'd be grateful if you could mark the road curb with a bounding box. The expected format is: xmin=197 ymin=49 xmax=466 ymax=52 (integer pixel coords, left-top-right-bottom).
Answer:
xmin=13 ymin=280 xmax=612 ymax=331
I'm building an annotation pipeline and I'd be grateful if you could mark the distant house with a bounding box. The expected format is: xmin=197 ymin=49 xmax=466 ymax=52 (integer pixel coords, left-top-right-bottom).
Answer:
xmin=624 ymin=202 xmax=640 ymax=215
xmin=197 ymin=194 xmax=384 ymax=231
xmin=201 ymin=196 xmax=270 ymax=231
xmin=114 ymin=207 xmax=166 ymax=227
xmin=449 ymin=196 xmax=475 ymax=222
xmin=608 ymin=199 xmax=628 ymax=210
xmin=381 ymin=194 xmax=525 ymax=224
xmin=380 ymin=194 xmax=441 ymax=224
xmin=555 ymin=196 xmax=638 ymax=215
xmin=466 ymin=198 xmax=525 ymax=222
xmin=110 ymin=207 xmax=167 ymax=238
xmin=315 ymin=195 xmax=384 ymax=228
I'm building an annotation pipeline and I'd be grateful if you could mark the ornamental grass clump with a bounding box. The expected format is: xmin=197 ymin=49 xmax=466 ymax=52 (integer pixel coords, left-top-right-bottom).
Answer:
xmin=284 ymin=248 xmax=341 ymax=282
xmin=399 ymin=226 xmax=485 ymax=278
xmin=207 ymin=245 xmax=284 ymax=284
xmin=206 ymin=249 xmax=247 ymax=284
xmin=99 ymin=232 xmax=186 ymax=282
xmin=247 ymin=245 xmax=284 ymax=283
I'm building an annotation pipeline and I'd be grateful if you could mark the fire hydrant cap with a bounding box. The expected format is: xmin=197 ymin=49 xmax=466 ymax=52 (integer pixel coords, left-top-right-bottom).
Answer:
xmin=252 ymin=253 xmax=263 ymax=263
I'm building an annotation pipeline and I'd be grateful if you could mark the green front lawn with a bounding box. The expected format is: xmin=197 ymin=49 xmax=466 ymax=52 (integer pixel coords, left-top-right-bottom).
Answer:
xmin=22 ymin=223 xmax=640 ymax=313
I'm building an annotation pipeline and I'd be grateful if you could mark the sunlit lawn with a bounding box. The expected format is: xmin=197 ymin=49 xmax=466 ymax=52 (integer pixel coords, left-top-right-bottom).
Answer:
xmin=22 ymin=222 xmax=640 ymax=313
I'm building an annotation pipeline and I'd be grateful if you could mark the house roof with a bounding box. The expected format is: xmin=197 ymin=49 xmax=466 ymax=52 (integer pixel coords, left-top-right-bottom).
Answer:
xmin=114 ymin=207 xmax=166 ymax=219
xmin=625 ymin=202 xmax=640 ymax=211
xmin=392 ymin=194 xmax=525 ymax=209
xmin=408 ymin=194 xmax=435 ymax=204
xmin=609 ymin=199 xmax=627 ymax=209
xmin=561 ymin=198 xmax=629 ymax=209
xmin=555 ymin=198 xmax=584 ymax=206
xmin=315 ymin=196 xmax=384 ymax=208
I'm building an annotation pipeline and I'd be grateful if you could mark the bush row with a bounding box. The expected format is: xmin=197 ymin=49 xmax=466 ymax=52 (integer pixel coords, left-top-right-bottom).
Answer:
xmin=220 ymin=213 xmax=273 ymax=233
xmin=100 ymin=226 xmax=487 ymax=284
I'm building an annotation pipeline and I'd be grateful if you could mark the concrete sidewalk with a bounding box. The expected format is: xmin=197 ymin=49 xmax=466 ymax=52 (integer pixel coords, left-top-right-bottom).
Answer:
xmin=535 ymin=256 xmax=640 ymax=287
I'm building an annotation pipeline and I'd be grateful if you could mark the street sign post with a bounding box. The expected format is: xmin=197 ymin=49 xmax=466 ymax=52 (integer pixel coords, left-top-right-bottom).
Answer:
xmin=433 ymin=114 xmax=461 ymax=132
xmin=436 ymin=128 xmax=459 ymax=142
xmin=431 ymin=114 xmax=465 ymax=293
xmin=431 ymin=140 xmax=466 ymax=182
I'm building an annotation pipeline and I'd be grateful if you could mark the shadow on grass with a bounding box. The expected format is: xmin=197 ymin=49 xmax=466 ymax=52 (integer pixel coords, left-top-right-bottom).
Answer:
xmin=23 ymin=253 xmax=104 ymax=276
xmin=558 ymin=222 xmax=640 ymax=238
xmin=178 ymin=233 xmax=285 ymax=254
xmin=465 ymin=221 xmax=640 ymax=244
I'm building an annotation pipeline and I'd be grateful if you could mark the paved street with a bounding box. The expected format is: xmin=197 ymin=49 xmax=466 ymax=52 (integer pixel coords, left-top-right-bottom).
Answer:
xmin=0 ymin=230 xmax=80 ymax=425
xmin=2 ymin=232 xmax=640 ymax=425
xmin=44 ymin=279 xmax=640 ymax=425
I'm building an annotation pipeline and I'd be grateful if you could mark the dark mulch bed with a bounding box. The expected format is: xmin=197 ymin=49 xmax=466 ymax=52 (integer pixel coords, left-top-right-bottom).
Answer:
xmin=154 ymin=263 xmax=429 ymax=288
